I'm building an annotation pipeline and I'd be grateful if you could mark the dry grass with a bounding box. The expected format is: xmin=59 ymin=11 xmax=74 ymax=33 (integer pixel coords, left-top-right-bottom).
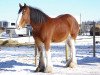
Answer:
xmin=0 ymin=39 xmax=34 ymax=46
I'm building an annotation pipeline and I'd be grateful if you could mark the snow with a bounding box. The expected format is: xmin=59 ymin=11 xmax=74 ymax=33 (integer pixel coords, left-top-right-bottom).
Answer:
xmin=0 ymin=36 xmax=100 ymax=75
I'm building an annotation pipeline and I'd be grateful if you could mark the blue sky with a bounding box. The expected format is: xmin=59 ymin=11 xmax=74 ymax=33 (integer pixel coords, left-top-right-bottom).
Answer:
xmin=0 ymin=0 xmax=100 ymax=23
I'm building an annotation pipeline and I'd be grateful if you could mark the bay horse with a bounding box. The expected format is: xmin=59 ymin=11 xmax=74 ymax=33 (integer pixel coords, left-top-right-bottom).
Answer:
xmin=17 ymin=3 xmax=79 ymax=73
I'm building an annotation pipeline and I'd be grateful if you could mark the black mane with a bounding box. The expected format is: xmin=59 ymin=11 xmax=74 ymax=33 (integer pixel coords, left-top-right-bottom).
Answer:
xmin=29 ymin=6 xmax=49 ymax=24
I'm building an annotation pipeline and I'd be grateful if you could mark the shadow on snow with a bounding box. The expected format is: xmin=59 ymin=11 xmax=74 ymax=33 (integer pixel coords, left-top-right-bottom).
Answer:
xmin=78 ymin=57 xmax=100 ymax=66
xmin=0 ymin=60 xmax=34 ymax=72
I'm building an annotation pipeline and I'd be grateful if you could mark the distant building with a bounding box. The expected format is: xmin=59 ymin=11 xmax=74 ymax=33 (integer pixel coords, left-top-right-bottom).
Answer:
xmin=90 ymin=24 xmax=100 ymax=36
xmin=0 ymin=21 xmax=16 ymax=28
xmin=0 ymin=21 xmax=8 ymax=28
xmin=0 ymin=21 xmax=32 ymax=37
xmin=81 ymin=21 xmax=94 ymax=35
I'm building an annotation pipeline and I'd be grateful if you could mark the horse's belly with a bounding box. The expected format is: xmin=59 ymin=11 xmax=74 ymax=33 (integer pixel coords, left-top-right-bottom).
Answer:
xmin=52 ymin=34 xmax=68 ymax=42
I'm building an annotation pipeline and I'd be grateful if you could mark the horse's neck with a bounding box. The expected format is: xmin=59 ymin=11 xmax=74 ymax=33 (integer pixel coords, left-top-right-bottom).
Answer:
xmin=31 ymin=22 xmax=41 ymax=32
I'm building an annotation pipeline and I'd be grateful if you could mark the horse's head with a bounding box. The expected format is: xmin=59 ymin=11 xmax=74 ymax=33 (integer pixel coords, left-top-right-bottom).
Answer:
xmin=17 ymin=3 xmax=30 ymax=29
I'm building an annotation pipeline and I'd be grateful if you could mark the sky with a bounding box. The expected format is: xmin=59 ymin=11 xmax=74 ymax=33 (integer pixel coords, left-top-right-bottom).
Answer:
xmin=0 ymin=0 xmax=100 ymax=23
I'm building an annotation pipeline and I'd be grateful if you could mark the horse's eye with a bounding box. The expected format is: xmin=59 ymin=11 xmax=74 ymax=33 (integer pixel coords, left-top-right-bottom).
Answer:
xmin=22 ymin=12 xmax=24 ymax=15
xmin=22 ymin=10 xmax=26 ymax=15
xmin=23 ymin=10 xmax=26 ymax=12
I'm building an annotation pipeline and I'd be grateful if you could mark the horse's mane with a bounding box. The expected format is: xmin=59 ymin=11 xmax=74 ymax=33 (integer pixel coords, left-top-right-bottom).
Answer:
xmin=29 ymin=6 xmax=49 ymax=24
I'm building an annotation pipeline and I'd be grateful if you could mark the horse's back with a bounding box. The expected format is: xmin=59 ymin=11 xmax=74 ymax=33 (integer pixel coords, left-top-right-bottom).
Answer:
xmin=51 ymin=17 xmax=70 ymax=42
xmin=37 ymin=14 xmax=79 ymax=43
xmin=57 ymin=14 xmax=79 ymax=39
xmin=51 ymin=14 xmax=79 ymax=42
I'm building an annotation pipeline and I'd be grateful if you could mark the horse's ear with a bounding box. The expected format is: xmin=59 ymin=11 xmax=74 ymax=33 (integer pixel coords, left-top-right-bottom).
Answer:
xmin=19 ymin=3 xmax=22 ymax=8
xmin=24 ymin=3 xmax=26 ymax=7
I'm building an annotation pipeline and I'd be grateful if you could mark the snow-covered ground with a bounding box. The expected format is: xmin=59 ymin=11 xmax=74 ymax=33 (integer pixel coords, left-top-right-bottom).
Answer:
xmin=0 ymin=36 xmax=100 ymax=75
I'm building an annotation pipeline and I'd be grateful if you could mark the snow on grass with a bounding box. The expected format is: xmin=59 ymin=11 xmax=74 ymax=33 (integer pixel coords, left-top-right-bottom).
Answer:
xmin=0 ymin=36 xmax=100 ymax=75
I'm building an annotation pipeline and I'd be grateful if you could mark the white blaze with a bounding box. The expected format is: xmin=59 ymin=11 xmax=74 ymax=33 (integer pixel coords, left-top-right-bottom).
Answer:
xmin=16 ymin=12 xmax=22 ymax=27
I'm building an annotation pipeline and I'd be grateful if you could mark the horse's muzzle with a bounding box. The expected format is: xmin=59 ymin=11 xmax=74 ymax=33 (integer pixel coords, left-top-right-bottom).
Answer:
xmin=17 ymin=25 xmax=22 ymax=30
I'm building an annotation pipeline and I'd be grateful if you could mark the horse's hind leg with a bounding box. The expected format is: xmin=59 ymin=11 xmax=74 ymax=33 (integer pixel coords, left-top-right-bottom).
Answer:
xmin=65 ymin=40 xmax=71 ymax=66
xmin=66 ymin=35 xmax=77 ymax=68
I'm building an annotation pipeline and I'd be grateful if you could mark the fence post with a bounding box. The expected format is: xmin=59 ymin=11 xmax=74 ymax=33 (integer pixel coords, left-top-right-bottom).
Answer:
xmin=28 ymin=29 xmax=30 ymax=43
xmin=65 ymin=44 xmax=69 ymax=61
xmin=93 ymin=21 xmax=96 ymax=57
xmin=35 ymin=44 xmax=38 ymax=66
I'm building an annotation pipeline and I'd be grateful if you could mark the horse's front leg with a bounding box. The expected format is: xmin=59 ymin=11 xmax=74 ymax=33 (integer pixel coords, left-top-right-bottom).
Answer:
xmin=45 ymin=50 xmax=53 ymax=73
xmin=34 ymin=43 xmax=46 ymax=72
xmin=44 ymin=42 xmax=53 ymax=73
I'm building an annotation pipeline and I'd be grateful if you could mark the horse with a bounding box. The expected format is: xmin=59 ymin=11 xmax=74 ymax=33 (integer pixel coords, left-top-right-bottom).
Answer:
xmin=16 ymin=3 xmax=79 ymax=73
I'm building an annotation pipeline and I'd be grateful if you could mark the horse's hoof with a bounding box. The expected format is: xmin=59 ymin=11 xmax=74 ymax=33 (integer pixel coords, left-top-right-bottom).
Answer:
xmin=45 ymin=66 xmax=53 ymax=73
xmin=66 ymin=59 xmax=71 ymax=67
xmin=34 ymin=67 xmax=45 ymax=72
xmin=69 ymin=62 xmax=77 ymax=68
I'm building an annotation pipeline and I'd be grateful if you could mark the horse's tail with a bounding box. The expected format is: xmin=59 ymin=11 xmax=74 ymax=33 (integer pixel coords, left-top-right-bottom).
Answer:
xmin=67 ymin=14 xmax=80 ymax=40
